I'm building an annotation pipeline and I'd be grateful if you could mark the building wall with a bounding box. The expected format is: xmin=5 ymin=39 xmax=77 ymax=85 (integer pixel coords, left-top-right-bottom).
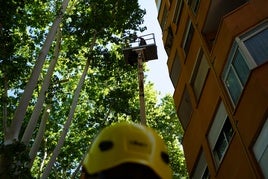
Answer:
xmin=157 ymin=0 xmax=268 ymax=178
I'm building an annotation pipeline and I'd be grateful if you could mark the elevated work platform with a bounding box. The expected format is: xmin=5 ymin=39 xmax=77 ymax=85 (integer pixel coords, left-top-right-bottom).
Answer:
xmin=123 ymin=33 xmax=158 ymax=66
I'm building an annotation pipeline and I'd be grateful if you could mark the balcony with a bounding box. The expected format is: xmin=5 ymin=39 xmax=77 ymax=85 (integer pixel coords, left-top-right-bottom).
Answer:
xmin=202 ymin=0 xmax=248 ymax=50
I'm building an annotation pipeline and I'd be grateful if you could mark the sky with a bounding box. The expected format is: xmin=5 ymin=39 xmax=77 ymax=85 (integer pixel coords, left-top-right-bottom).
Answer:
xmin=138 ymin=0 xmax=174 ymax=97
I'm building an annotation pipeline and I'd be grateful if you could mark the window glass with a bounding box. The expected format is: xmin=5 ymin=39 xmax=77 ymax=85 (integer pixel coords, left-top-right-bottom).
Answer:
xmin=173 ymin=0 xmax=183 ymax=24
xmin=182 ymin=20 xmax=194 ymax=55
xmin=192 ymin=150 xmax=210 ymax=179
xmin=208 ymin=102 xmax=233 ymax=167
xmin=214 ymin=133 xmax=228 ymax=161
xmin=208 ymin=102 xmax=227 ymax=149
xmin=222 ymin=21 xmax=268 ymax=107
xmin=223 ymin=118 xmax=234 ymax=141
xmin=165 ymin=27 xmax=174 ymax=55
xmin=161 ymin=5 xmax=168 ymax=31
xmin=156 ymin=0 xmax=162 ymax=12
xmin=202 ymin=167 xmax=210 ymax=179
xmin=190 ymin=49 xmax=209 ymax=101
xmin=225 ymin=67 xmax=242 ymax=105
xmin=178 ymin=87 xmax=193 ymax=130
xmin=244 ymin=28 xmax=268 ymax=65
xmin=170 ymin=50 xmax=182 ymax=87
xmin=232 ymin=49 xmax=250 ymax=86
xmin=253 ymin=119 xmax=268 ymax=178
xmin=189 ymin=0 xmax=200 ymax=13
xmin=214 ymin=118 xmax=234 ymax=162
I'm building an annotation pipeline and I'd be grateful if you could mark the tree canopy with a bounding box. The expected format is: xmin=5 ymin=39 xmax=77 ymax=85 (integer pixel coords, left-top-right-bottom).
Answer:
xmin=0 ymin=0 xmax=188 ymax=178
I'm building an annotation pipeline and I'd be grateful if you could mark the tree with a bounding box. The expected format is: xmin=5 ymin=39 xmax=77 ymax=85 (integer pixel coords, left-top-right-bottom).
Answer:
xmin=40 ymin=0 xmax=146 ymax=177
xmin=146 ymin=94 xmax=188 ymax=178
xmin=6 ymin=0 xmax=70 ymax=144
xmin=1 ymin=0 xmax=145 ymax=177
xmin=0 ymin=0 xmax=188 ymax=178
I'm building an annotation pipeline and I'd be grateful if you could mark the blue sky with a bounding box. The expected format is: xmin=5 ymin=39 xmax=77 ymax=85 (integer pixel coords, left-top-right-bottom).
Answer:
xmin=138 ymin=0 xmax=174 ymax=97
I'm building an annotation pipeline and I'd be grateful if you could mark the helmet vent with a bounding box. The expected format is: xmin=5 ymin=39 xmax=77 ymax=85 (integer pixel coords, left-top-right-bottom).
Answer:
xmin=161 ymin=152 xmax=170 ymax=164
xmin=99 ymin=141 xmax=114 ymax=151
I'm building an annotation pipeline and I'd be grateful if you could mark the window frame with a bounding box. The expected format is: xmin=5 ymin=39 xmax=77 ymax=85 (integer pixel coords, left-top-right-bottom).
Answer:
xmin=160 ymin=5 xmax=169 ymax=31
xmin=182 ymin=19 xmax=194 ymax=56
xmin=213 ymin=118 xmax=234 ymax=164
xmin=192 ymin=150 xmax=210 ymax=179
xmin=222 ymin=44 xmax=250 ymax=106
xmin=208 ymin=101 xmax=234 ymax=167
xmin=188 ymin=0 xmax=200 ymax=14
xmin=170 ymin=50 xmax=182 ymax=88
xmin=164 ymin=26 xmax=174 ymax=55
xmin=190 ymin=48 xmax=210 ymax=102
xmin=253 ymin=118 xmax=268 ymax=178
xmin=239 ymin=21 xmax=268 ymax=66
xmin=178 ymin=86 xmax=193 ymax=130
xmin=173 ymin=0 xmax=184 ymax=25
xmin=222 ymin=21 xmax=268 ymax=106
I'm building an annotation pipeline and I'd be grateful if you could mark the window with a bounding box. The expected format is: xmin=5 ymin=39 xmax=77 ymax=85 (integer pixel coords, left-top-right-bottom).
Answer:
xmin=165 ymin=26 xmax=174 ymax=55
xmin=253 ymin=118 xmax=268 ymax=178
xmin=188 ymin=0 xmax=200 ymax=14
xmin=222 ymin=21 xmax=268 ymax=106
xmin=190 ymin=49 xmax=210 ymax=101
xmin=208 ymin=102 xmax=234 ymax=167
xmin=202 ymin=167 xmax=210 ymax=179
xmin=192 ymin=150 xmax=210 ymax=179
xmin=182 ymin=20 xmax=194 ymax=56
xmin=222 ymin=46 xmax=250 ymax=105
xmin=156 ymin=0 xmax=162 ymax=13
xmin=173 ymin=0 xmax=184 ymax=25
xmin=242 ymin=24 xmax=268 ymax=65
xmin=160 ymin=5 xmax=168 ymax=31
xmin=178 ymin=87 xmax=193 ymax=130
xmin=213 ymin=118 xmax=234 ymax=163
xmin=170 ymin=50 xmax=182 ymax=87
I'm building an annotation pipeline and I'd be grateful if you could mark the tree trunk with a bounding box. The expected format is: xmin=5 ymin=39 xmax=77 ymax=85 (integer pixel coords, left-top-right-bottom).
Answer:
xmin=2 ymin=73 xmax=8 ymax=140
xmin=5 ymin=0 xmax=70 ymax=144
xmin=21 ymin=28 xmax=62 ymax=145
xmin=38 ymin=138 xmax=48 ymax=178
xmin=29 ymin=104 xmax=51 ymax=168
xmin=41 ymin=33 xmax=97 ymax=178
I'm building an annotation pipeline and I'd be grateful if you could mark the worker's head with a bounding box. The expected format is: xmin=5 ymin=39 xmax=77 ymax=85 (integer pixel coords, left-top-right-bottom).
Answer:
xmin=81 ymin=122 xmax=172 ymax=179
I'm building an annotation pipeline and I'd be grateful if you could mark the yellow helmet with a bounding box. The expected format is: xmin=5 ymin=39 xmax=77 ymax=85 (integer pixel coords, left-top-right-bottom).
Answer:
xmin=82 ymin=122 xmax=172 ymax=179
